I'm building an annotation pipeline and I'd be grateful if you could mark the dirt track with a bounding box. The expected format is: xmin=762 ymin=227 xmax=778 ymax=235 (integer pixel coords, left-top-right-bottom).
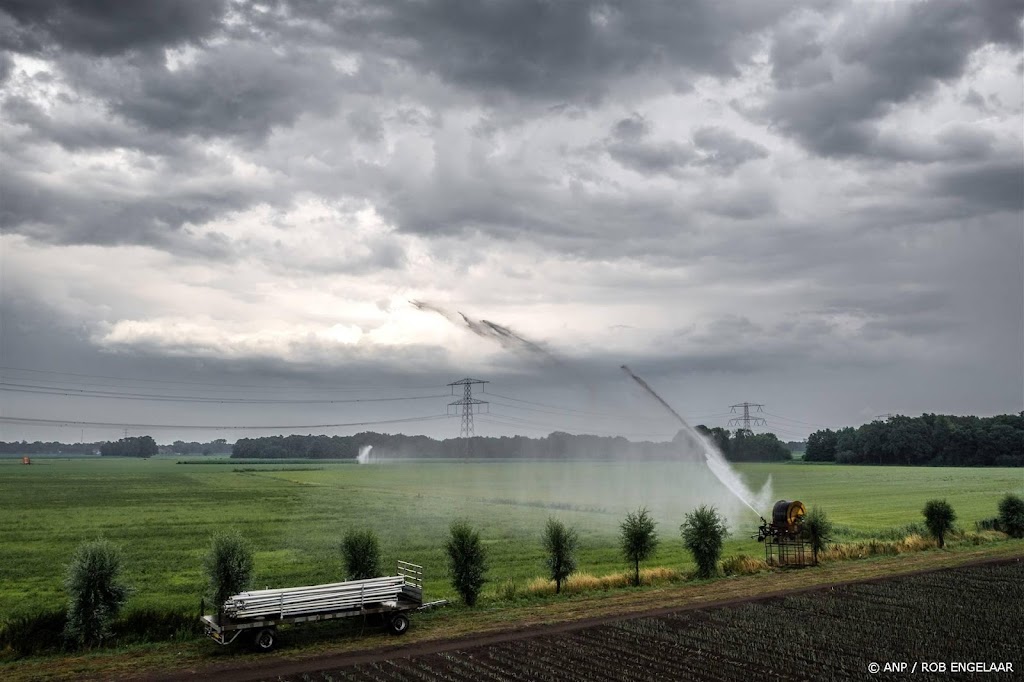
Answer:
xmin=146 ymin=555 xmax=1023 ymax=682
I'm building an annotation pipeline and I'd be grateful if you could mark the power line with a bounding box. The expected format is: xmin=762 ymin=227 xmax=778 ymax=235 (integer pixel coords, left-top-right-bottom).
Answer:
xmin=0 ymin=414 xmax=452 ymax=431
xmin=761 ymin=411 xmax=832 ymax=429
xmin=475 ymin=416 xmax=552 ymax=435
xmin=487 ymin=392 xmax=629 ymax=419
xmin=0 ymin=366 xmax=439 ymax=392
xmin=488 ymin=391 xmax=732 ymax=424
xmin=0 ymin=382 xmax=449 ymax=404
xmin=485 ymin=411 xmax=674 ymax=439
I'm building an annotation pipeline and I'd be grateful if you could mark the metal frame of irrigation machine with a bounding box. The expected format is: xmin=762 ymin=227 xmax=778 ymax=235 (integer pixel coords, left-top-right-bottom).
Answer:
xmin=200 ymin=561 xmax=446 ymax=651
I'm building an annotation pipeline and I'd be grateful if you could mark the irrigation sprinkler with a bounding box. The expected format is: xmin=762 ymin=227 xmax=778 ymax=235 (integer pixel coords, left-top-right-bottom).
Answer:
xmin=756 ymin=500 xmax=809 ymax=567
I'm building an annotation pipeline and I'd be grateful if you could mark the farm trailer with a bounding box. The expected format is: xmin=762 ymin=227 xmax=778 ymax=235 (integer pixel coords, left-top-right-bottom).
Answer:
xmin=200 ymin=561 xmax=446 ymax=650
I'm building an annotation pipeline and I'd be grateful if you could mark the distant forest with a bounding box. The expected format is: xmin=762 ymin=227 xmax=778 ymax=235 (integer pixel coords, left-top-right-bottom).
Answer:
xmin=4 ymin=414 xmax=1019 ymax=465
xmin=0 ymin=440 xmax=104 ymax=455
xmin=0 ymin=437 xmax=232 ymax=457
xmin=230 ymin=428 xmax=794 ymax=462
xmin=804 ymin=413 xmax=1023 ymax=467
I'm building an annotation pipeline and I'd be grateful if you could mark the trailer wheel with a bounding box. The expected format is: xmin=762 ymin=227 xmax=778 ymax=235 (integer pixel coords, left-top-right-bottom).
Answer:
xmin=387 ymin=613 xmax=410 ymax=635
xmin=253 ymin=628 xmax=276 ymax=651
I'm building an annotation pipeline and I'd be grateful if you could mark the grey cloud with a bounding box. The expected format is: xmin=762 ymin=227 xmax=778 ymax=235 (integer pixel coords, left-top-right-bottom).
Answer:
xmin=963 ymin=89 xmax=987 ymax=110
xmin=0 ymin=164 xmax=246 ymax=255
xmin=605 ymin=113 xmax=693 ymax=176
xmin=824 ymin=290 xmax=952 ymax=319
xmin=2 ymin=94 xmax=177 ymax=154
xmin=931 ymin=161 xmax=1024 ymax=215
xmin=692 ymin=126 xmax=769 ymax=172
xmin=607 ymin=140 xmax=693 ymax=176
xmin=764 ymin=0 xmax=1023 ymax=157
xmin=696 ymin=186 xmax=777 ymax=220
xmin=822 ymin=290 xmax=958 ymax=340
xmin=605 ymin=120 xmax=768 ymax=177
xmin=844 ymin=126 xmax=1000 ymax=164
xmin=611 ymin=113 xmax=650 ymax=141
xmin=93 ymin=42 xmax=343 ymax=140
xmin=346 ymin=109 xmax=384 ymax=143
xmin=0 ymin=49 xmax=12 ymax=83
xmin=770 ymin=27 xmax=831 ymax=89
xmin=280 ymin=0 xmax=795 ymax=102
xmin=0 ymin=0 xmax=227 ymax=55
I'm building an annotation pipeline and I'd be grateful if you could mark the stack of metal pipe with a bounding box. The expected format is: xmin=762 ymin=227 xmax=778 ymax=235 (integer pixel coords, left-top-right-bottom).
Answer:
xmin=222 ymin=576 xmax=406 ymax=619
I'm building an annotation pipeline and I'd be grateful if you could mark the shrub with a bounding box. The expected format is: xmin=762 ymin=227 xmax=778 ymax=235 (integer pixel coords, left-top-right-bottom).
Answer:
xmin=721 ymin=555 xmax=768 ymax=576
xmin=803 ymin=506 xmax=834 ymax=565
xmin=109 ymin=608 xmax=200 ymax=645
xmin=680 ymin=505 xmax=728 ymax=579
xmin=205 ymin=532 xmax=254 ymax=608
xmin=341 ymin=529 xmax=382 ymax=580
xmin=64 ymin=540 xmax=130 ymax=648
xmin=525 ymin=567 xmax=682 ymax=596
xmin=997 ymin=493 xmax=1024 ymax=538
xmin=620 ymin=507 xmax=658 ymax=586
xmin=493 ymin=578 xmax=520 ymax=601
xmin=542 ymin=518 xmax=579 ymax=594
xmin=922 ymin=500 xmax=957 ymax=548
xmin=0 ymin=609 xmax=67 ymax=657
xmin=445 ymin=521 xmax=487 ymax=606
xmin=975 ymin=518 xmax=1000 ymax=532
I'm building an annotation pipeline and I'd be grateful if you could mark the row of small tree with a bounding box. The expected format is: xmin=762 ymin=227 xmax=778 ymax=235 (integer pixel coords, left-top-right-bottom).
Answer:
xmin=922 ymin=493 xmax=1024 ymax=547
xmin=59 ymin=494 xmax=1024 ymax=647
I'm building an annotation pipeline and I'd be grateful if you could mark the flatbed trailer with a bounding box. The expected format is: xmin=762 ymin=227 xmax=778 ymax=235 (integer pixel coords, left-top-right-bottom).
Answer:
xmin=200 ymin=561 xmax=445 ymax=650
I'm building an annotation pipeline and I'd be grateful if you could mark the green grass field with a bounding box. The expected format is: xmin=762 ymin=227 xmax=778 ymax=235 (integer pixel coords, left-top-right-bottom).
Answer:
xmin=1 ymin=457 xmax=1021 ymax=619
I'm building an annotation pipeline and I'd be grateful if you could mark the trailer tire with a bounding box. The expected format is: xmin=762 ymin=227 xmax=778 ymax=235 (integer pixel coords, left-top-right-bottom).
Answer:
xmin=253 ymin=628 xmax=276 ymax=651
xmin=387 ymin=613 xmax=410 ymax=635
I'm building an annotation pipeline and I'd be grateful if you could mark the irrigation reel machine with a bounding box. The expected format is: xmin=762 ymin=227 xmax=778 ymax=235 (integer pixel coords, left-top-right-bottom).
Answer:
xmin=756 ymin=500 xmax=810 ymax=567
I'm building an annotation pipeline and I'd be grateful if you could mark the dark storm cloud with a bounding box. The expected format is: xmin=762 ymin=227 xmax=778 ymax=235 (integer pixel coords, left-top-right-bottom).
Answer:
xmin=605 ymin=118 xmax=767 ymax=177
xmin=770 ymin=26 xmax=830 ymax=89
xmin=611 ymin=113 xmax=649 ymax=141
xmin=764 ymin=0 xmax=1023 ymax=157
xmin=280 ymin=0 xmax=795 ymax=101
xmin=931 ymin=161 xmax=1024 ymax=215
xmin=692 ymin=127 xmax=769 ymax=173
xmin=61 ymin=41 xmax=344 ymax=141
xmin=607 ymin=139 xmax=694 ymax=176
xmin=0 ymin=0 xmax=227 ymax=55
xmin=604 ymin=113 xmax=691 ymax=176
xmin=0 ymin=49 xmax=13 ymax=83
xmin=2 ymin=94 xmax=177 ymax=154
xmin=0 ymin=163 xmax=243 ymax=255
xmin=1 ymin=0 xmax=1020 ymax=446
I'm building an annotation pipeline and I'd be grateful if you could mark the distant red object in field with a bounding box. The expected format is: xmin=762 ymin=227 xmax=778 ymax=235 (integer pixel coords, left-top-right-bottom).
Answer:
xmin=21 ymin=456 xmax=31 ymax=464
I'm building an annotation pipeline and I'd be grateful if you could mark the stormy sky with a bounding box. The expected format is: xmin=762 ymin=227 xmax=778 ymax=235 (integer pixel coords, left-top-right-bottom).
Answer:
xmin=1 ymin=0 xmax=1022 ymax=445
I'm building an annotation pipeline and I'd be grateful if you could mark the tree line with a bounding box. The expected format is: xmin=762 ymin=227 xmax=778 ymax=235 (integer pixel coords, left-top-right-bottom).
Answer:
xmin=804 ymin=413 xmax=1023 ymax=467
xmin=231 ymin=428 xmax=793 ymax=462
xmin=0 ymin=440 xmax=105 ymax=455
xmin=164 ymin=439 xmax=232 ymax=455
xmin=692 ymin=426 xmax=792 ymax=461
xmin=99 ymin=436 xmax=158 ymax=458
xmin=2 ymin=438 xmax=232 ymax=458
xmin=20 ymin=492 xmax=1023 ymax=655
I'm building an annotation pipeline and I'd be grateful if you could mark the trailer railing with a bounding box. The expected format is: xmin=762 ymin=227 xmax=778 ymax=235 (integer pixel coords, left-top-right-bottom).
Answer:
xmin=397 ymin=560 xmax=423 ymax=589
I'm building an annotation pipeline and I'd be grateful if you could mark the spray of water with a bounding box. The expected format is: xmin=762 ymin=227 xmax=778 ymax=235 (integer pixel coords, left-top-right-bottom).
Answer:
xmin=411 ymin=300 xmax=561 ymax=364
xmin=411 ymin=299 xmax=770 ymax=520
xmin=620 ymin=365 xmax=772 ymax=517
xmin=356 ymin=445 xmax=374 ymax=464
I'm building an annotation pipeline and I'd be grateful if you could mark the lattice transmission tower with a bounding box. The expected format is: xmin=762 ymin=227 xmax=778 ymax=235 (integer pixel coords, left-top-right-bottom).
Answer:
xmin=447 ymin=378 xmax=489 ymax=453
xmin=728 ymin=402 xmax=766 ymax=434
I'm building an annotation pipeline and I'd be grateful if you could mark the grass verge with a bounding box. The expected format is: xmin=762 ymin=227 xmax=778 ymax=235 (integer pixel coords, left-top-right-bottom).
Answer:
xmin=2 ymin=541 xmax=1021 ymax=682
